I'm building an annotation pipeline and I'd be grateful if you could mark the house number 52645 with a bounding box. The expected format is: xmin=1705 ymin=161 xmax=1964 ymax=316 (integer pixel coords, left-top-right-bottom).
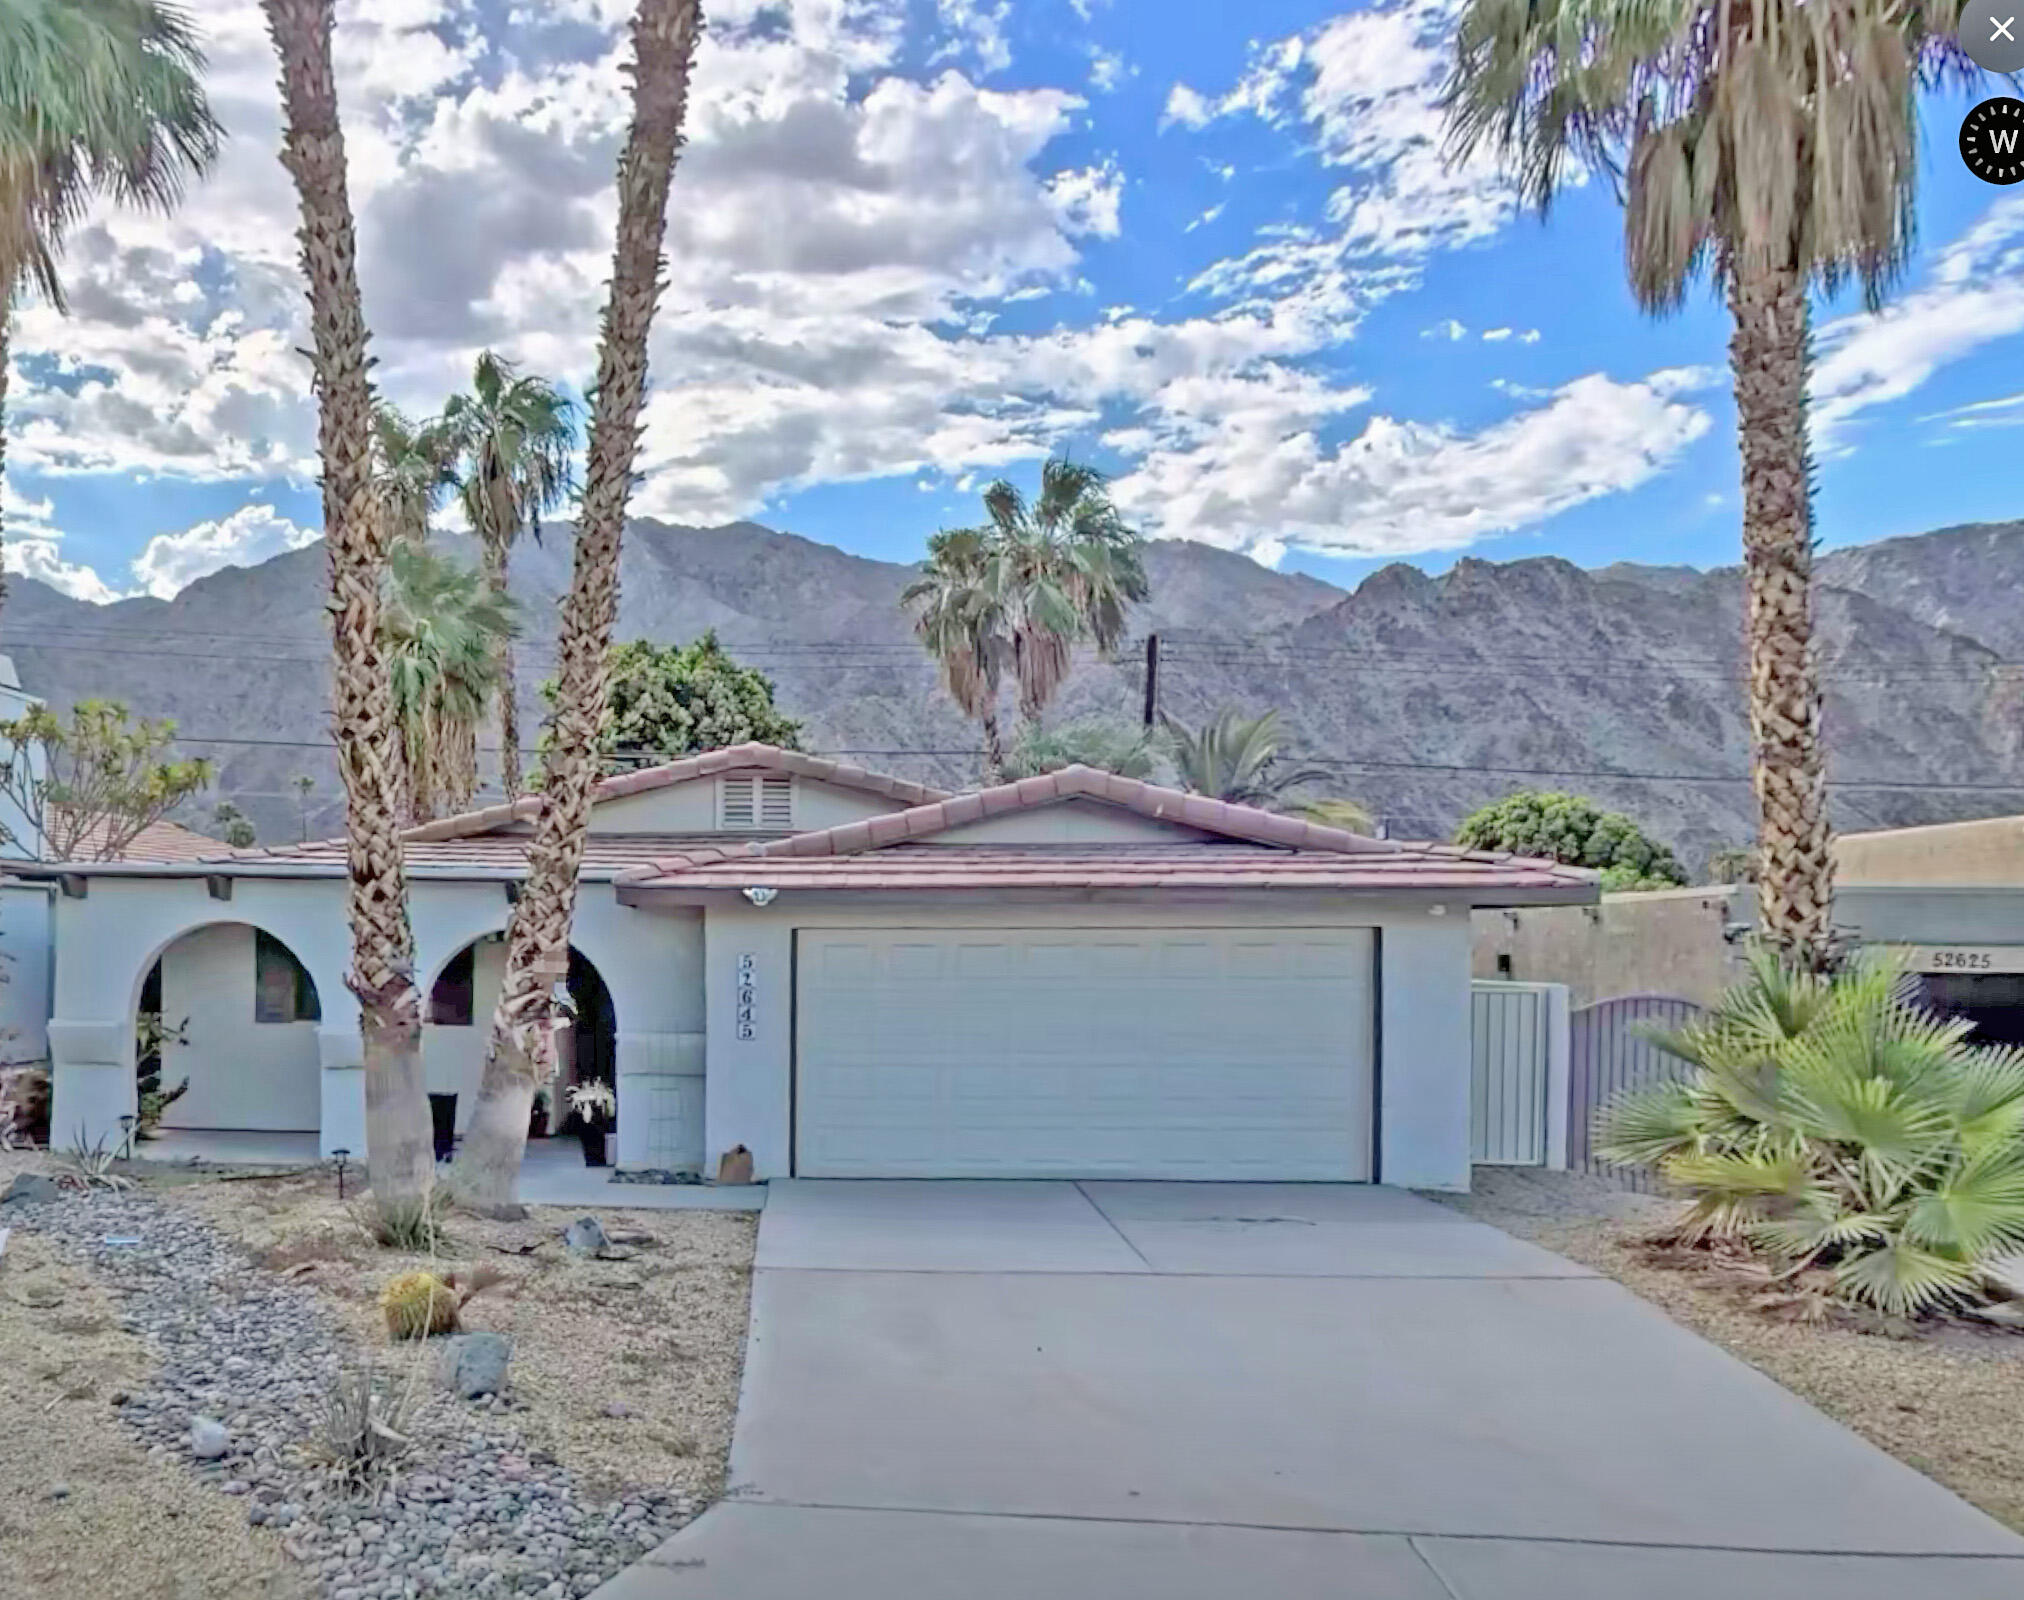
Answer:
xmin=736 ymin=953 xmax=758 ymax=1040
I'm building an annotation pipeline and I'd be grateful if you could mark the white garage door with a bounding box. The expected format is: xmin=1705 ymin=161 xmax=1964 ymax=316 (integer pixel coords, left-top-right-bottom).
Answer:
xmin=794 ymin=927 xmax=1374 ymax=1180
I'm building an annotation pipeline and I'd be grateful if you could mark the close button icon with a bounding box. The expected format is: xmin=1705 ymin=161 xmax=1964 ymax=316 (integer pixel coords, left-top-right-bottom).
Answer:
xmin=1962 ymin=0 xmax=2024 ymax=71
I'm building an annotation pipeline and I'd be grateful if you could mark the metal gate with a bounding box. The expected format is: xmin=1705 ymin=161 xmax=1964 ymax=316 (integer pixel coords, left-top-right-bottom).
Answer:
xmin=1568 ymin=993 xmax=1700 ymax=1190
xmin=1470 ymin=982 xmax=1569 ymax=1167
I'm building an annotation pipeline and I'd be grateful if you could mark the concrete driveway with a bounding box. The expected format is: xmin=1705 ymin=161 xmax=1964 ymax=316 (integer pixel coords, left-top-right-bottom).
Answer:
xmin=596 ymin=1180 xmax=2024 ymax=1599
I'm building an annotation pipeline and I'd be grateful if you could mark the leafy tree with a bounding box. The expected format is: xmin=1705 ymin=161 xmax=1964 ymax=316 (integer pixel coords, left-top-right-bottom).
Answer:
xmin=211 ymin=801 xmax=256 ymax=848
xmin=1442 ymin=0 xmax=1973 ymax=964
xmin=1003 ymin=718 xmax=1161 ymax=782
xmin=0 ymin=699 xmax=212 ymax=860
xmin=1455 ymin=791 xmax=1687 ymax=891
xmin=440 ymin=351 xmax=579 ymax=796
xmin=542 ymin=632 xmax=801 ymax=774
xmin=0 ymin=0 xmax=220 ymax=610
xmin=450 ymin=0 xmax=703 ymax=1213
xmin=902 ymin=527 xmax=1013 ymax=781
xmin=1599 ymin=949 xmax=2024 ymax=1317
xmin=380 ymin=540 xmax=516 ymax=821
xmin=1162 ymin=708 xmax=1329 ymax=808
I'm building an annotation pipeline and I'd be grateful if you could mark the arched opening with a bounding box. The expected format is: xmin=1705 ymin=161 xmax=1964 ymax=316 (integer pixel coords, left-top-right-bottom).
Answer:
xmin=423 ymin=938 xmax=617 ymax=1157
xmin=137 ymin=922 xmax=322 ymax=1137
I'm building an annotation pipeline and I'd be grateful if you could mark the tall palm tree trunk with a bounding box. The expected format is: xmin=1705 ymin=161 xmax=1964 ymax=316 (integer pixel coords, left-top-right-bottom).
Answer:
xmin=263 ymin=0 xmax=433 ymax=1202
xmin=452 ymin=0 xmax=701 ymax=1213
xmin=1729 ymin=261 xmax=1833 ymax=965
xmin=482 ymin=534 xmax=522 ymax=796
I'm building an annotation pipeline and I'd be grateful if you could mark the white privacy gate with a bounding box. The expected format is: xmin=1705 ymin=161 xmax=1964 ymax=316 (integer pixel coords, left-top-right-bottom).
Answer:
xmin=1469 ymin=981 xmax=1571 ymax=1167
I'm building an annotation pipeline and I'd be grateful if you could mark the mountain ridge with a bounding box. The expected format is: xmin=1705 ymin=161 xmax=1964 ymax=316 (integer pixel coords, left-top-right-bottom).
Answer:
xmin=3 ymin=516 xmax=2020 ymax=865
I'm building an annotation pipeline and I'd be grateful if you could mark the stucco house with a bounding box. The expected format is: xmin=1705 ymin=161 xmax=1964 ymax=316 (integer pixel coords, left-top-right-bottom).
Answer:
xmin=23 ymin=744 xmax=1594 ymax=1190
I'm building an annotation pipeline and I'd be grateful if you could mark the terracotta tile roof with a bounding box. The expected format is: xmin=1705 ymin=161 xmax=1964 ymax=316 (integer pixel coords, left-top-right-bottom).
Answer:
xmin=615 ymin=843 xmax=1593 ymax=895
xmin=209 ymin=833 xmax=748 ymax=879
xmin=42 ymin=812 xmax=220 ymax=863
xmin=613 ymin=765 xmax=1596 ymax=901
xmin=401 ymin=744 xmax=949 ymax=843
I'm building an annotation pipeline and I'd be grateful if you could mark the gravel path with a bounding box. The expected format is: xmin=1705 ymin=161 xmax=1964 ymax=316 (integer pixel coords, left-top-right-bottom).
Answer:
xmin=6 ymin=1184 xmax=704 ymax=1598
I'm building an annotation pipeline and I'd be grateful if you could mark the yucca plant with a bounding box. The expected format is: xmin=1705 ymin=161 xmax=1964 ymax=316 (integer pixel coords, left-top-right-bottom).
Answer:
xmin=1598 ymin=947 xmax=2024 ymax=1317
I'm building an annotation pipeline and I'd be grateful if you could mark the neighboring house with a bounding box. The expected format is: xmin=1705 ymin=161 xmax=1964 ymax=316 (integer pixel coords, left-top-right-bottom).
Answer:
xmin=23 ymin=745 xmax=1594 ymax=1189
xmin=1477 ymin=813 xmax=2024 ymax=1046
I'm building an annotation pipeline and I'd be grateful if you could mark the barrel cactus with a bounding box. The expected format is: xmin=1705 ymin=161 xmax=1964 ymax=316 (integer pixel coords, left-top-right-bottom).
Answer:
xmin=379 ymin=1271 xmax=460 ymax=1339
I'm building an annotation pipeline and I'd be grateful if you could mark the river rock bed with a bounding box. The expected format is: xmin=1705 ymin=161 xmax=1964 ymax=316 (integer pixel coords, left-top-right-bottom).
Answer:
xmin=8 ymin=1185 xmax=697 ymax=1598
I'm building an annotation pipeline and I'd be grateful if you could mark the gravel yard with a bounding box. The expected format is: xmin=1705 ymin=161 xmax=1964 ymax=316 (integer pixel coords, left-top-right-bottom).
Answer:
xmin=0 ymin=1149 xmax=756 ymax=1599
xmin=1441 ymin=1166 xmax=2024 ymax=1534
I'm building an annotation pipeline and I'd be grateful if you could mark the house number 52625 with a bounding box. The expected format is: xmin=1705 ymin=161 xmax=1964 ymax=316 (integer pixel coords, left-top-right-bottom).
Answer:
xmin=736 ymin=953 xmax=758 ymax=1040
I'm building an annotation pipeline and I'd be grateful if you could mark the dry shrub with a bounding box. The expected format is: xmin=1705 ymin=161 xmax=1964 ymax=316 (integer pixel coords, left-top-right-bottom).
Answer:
xmin=349 ymin=1186 xmax=451 ymax=1253
xmin=315 ymin=1361 xmax=421 ymax=1501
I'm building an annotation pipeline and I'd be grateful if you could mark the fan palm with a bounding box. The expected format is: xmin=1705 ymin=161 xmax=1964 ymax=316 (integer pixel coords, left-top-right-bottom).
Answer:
xmin=901 ymin=527 xmax=1014 ymax=782
xmin=441 ymin=352 xmax=578 ymax=797
xmin=0 ymin=0 xmax=220 ymax=608
xmin=1003 ymin=717 xmax=1162 ymax=782
xmin=381 ymin=541 xmax=515 ymax=823
xmin=1442 ymin=0 xmax=1976 ymax=967
xmin=449 ymin=0 xmax=702 ymax=1214
xmin=1599 ymin=948 xmax=2024 ymax=1317
xmin=371 ymin=401 xmax=458 ymax=548
xmin=263 ymin=0 xmax=433 ymax=1204
xmin=1162 ymin=707 xmax=1330 ymax=808
xmin=977 ymin=457 xmax=1148 ymax=729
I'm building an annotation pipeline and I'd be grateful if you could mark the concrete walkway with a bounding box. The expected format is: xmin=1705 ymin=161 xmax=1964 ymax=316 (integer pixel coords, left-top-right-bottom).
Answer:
xmin=595 ymin=1180 xmax=2024 ymax=1599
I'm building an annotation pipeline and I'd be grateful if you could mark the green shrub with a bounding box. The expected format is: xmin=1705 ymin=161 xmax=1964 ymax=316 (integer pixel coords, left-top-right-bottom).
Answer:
xmin=1455 ymin=790 xmax=1686 ymax=889
xmin=1597 ymin=947 xmax=2024 ymax=1317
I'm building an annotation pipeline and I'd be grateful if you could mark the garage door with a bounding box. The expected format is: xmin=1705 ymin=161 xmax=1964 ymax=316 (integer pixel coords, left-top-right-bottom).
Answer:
xmin=794 ymin=928 xmax=1374 ymax=1180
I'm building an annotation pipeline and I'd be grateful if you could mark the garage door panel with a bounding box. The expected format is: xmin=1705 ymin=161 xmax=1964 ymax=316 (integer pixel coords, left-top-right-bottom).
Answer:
xmin=795 ymin=927 xmax=1373 ymax=1181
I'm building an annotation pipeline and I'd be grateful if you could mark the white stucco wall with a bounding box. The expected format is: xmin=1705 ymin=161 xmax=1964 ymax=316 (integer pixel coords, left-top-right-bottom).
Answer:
xmin=157 ymin=923 xmax=322 ymax=1131
xmin=583 ymin=773 xmax=906 ymax=834
xmin=48 ymin=874 xmax=706 ymax=1165
xmin=691 ymin=895 xmax=1478 ymax=1191
xmin=931 ymin=802 xmax=1217 ymax=845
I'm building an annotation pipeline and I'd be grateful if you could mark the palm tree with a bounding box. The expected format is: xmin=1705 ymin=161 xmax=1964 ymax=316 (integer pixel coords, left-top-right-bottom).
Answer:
xmin=441 ymin=351 xmax=577 ymax=797
xmin=381 ymin=540 xmax=515 ymax=823
xmin=977 ymin=457 xmax=1148 ymax=730
xmin=901 ymin=527 xmax=1014 ymax=781
xmin=1002 ymin=717 xmax=1162 ymax=782
xmin=449 ymin=0 xmax=703 ymax=1214
xmin=1442 ymin=0 xmax=1974 ymax=966
xmin=262 ymin=0 xmax=433 ymax=1205
xmin=1163 ymin=707 xmax=1330 ymax=808
xmin=371 ymin=400 xmax=458 ymax=548
xmin=0 ymin=0 xmax=220 ymax=609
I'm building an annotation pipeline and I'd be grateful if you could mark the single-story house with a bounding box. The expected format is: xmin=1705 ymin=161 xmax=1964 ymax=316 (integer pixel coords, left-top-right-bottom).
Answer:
xmin=21 ymin=745 xmax=1594 ymax=1190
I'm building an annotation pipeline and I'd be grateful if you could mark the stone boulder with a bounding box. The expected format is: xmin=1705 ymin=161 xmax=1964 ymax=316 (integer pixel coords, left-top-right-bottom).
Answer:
xmin=441 ymin=1332 xmax=512 ymax=1399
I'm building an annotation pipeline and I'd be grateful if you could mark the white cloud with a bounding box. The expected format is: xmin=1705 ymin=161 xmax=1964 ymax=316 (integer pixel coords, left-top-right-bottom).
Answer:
xmin=1518 ymin=329 xmax=1541 ymax=344
xmin=1811 ymin=194 xmax=2024 ymax=451
xmin=2 ymin=483 xmax=126 ymax=602
xmin=1161 ymin=83 xmax=1215 ymax=130
xmin=1184 ymin=202 xmax=1225 ymax=234
xmin=933 ymin=0 xmax=1012 ymax=75
xmin=1481 ymin=327 xmax=1512 ymax=342
xmin=1088 ymin=48 xmax=1127 ymax=94
xmin=1421 ymin=318 xmax=1468 ymax=340
xmin=1920 ymin=391 xmax=2024 ymax=430
xmin=130 ymin=505 xmax=318 ymax=599
xmin=1047 ymin=162 xmax=1124 ymax=239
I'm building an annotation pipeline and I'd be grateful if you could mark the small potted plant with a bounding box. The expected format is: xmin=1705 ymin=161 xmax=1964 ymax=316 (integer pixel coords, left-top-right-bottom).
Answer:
xmin=566 ymin=1080 xmax=617 ymax=1168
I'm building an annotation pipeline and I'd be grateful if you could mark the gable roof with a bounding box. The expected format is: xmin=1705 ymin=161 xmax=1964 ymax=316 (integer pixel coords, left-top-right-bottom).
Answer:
xmin=41 ymin=812 xmax=220 ymax=864
xmin=401 ymin=743 xmax=950 ymax=843
xmin=612 ymin=765 xmax=1596 ymax=901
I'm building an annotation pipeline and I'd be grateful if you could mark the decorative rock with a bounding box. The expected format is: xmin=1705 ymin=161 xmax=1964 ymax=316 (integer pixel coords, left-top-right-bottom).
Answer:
xmin=601 ymin=1402 xmax=632 ymax=1420
xmin=0 ymin=1172 xmax=60 ymax=1207
xmin=441 ymin=1332 xmax=512 ymax=1399
xmin=189 ymin=1417 xmax=229 ymax=1460
xmin=48 ymin=1482 xmax=70 ymax=1501
xmin=561 ymin=1216 xmax=609 ymax=1258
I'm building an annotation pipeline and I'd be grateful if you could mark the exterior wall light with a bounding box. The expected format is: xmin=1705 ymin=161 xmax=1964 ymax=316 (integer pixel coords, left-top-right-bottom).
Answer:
xmin=743 ymin=886 xmax=778 ymax=907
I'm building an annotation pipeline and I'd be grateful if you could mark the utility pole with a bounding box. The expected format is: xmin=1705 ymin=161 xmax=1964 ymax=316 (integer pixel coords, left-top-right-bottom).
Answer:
xmin=1141 ymin=634 xmax=1160 ymax=729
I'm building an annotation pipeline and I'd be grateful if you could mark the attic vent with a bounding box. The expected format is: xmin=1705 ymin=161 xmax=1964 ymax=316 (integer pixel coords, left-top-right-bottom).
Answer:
xmin=719 ymin=773 xmax=794 ymax=830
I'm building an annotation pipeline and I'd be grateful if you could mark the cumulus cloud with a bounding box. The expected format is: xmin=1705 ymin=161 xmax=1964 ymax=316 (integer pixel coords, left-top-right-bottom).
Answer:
xmin=1422 ymin=318 xmax=1467 ymax=340
xmin=130 ymin=505 xmax=318 ymax=599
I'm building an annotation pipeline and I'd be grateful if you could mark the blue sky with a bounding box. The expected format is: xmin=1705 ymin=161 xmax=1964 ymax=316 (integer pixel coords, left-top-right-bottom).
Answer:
xmin=6 ymin=0 xmax=2021 ymax=605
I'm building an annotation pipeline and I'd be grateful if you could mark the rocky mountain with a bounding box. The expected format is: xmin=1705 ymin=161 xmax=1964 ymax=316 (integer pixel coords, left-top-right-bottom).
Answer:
xmin=2 ymin=515 xmax=2020 ymax=868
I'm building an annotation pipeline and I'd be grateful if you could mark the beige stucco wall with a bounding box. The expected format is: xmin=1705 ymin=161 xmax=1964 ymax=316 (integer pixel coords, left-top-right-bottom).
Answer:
xmin=1471 ymin=886 xmax=1751 ymax=1009
xmin=1836 ymin=815 xmax=2024 ymax=887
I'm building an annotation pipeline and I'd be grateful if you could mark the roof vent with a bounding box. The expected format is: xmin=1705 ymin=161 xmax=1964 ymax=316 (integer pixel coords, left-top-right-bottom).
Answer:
xmin=719 ymin=773 xmax=793 ymax=830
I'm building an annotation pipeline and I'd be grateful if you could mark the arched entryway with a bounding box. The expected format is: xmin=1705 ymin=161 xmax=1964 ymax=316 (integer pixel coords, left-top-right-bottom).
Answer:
xmin=137 ymin=922 xmax=323 ymax=1136
xmin=423 ymin=938 xmax=617 ymax=1154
